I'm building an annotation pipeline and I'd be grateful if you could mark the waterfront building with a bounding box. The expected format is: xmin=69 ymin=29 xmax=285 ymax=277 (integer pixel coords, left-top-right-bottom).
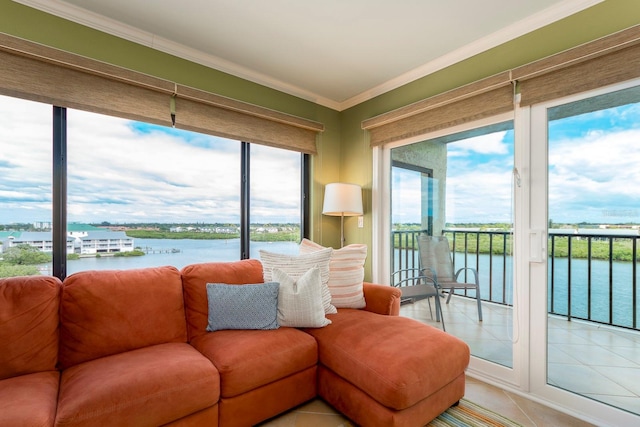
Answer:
xmin=0 ymin=228 xmax=134 ymax=255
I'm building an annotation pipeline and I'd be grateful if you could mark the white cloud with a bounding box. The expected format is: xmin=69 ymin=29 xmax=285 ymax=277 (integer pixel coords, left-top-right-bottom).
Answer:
xmin=548 ymin=128 xmax=640 ymax=223
xmin=447 ymin=131 xmax=510 ymax=157
xmin=0 ymin=96 xmax=301 ymax=224
xmin=4 ymin=94 xmax=638 ymax=227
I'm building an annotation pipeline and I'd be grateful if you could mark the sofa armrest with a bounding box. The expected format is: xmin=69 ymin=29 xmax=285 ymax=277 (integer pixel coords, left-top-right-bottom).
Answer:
xmin=363 ymin=282 xmax=401 ymax=316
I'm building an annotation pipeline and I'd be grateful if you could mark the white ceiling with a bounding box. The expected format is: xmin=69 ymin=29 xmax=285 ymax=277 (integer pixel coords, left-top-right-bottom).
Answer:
xmin=17 ymin=0 xmax=601 ymax=111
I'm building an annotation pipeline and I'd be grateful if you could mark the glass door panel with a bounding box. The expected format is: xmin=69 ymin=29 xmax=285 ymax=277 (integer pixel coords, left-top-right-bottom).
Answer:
xmin=544 ymin=84 xmax=640 ymax=415
xmin=391 ymin=121 xmax=515 ymax=367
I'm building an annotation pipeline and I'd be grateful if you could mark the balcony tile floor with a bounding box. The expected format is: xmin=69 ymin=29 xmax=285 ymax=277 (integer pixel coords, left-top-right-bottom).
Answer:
xmin=400 ymin=294 xmax=640 ymax=420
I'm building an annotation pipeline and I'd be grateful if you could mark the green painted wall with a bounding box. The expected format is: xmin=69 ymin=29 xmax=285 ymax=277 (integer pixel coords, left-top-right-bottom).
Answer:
xmin=0 ymin=0 xmax=342 ymax=249
xmin=2 ymin=0 xmax=639 ymax=280
xmin=340 ymin=0 xmax=640 ymax=279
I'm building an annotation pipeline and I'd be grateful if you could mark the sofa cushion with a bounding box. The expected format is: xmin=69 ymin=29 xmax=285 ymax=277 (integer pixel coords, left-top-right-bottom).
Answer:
xmin=217 ymin=367 xmax=317 ymax=427
xmin=274 ymin=267 xmax=330 ymax=328
xmin=304 ymin=309 xmax=470 ymax=410
xmin=55 ymin=343 xmax=219 ymax=427
xmin=191 ymin=327 xmax=317 ymax=398
xmin=299 ymin=238 xmax=367 ymax=309
xmin=206 ymin=282 xmax=279 ymax=331
xmin=260 ymin=248 xmax=337 ymax=314
xmin=0 ymin=275 xmax=61 ymax=380
xmin=182 ymin=259 xmax=266 ymax=340
xmin=59 ymin=266 xmax=187 ymax=369
xmin=0 ymin=371 xmax=59 ymax=427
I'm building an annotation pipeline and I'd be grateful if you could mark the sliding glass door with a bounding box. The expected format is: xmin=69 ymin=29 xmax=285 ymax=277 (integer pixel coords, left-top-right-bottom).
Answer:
xmin=389 ymin=118 xmax=515 ymax=368
xmin=378 ymin=78 xmax=640 ymax=425
xmin=530 ymin=80 xmax=640 ymax=421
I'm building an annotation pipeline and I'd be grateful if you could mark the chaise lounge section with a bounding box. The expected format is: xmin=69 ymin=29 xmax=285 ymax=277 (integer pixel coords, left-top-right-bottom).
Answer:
xmin=307 ymin=309 xmax=469 ymax=426
xmin=0 ymin=260 xmax=470 ymax=427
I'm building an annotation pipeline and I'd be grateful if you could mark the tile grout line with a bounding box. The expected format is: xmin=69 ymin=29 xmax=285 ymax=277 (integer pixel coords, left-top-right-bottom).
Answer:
xmin=504 ymin=389 xmax=538 ymax=427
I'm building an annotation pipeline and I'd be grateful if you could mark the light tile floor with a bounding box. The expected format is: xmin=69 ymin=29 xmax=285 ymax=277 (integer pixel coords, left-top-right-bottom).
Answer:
xmin=400 ymin=294 xmax=515 ymax=367
xmin=259 ymin=376 xmax=589 ymax=426
xmin=547 ymin=315 xmax=640 ymax=415
xmin=401 ymin=295 xmax=640 ymax=418
xmin=260 ymin=294 xmax=640 ymax=426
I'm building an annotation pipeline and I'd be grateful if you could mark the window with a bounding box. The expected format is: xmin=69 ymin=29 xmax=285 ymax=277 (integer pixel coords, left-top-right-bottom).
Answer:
xmin=249 ymin=144 xmax=302 ymax=258
xmin=392 ymin=161 xmax=434 ymax=235
xmin=0 ymin=97 xmax=307 ymax=279
xmin=0 ymin=95 xmax=53 ymax=277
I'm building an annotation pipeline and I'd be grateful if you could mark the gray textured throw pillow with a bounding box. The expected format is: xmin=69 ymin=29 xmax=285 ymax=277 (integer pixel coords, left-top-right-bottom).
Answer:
xmin=205 ymin=282 xmax=279 ymax=332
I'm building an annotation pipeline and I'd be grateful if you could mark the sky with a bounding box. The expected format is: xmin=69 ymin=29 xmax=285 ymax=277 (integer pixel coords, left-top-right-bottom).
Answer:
xmin=547 ymin=102 xmax=640 ymax=224
xmin=2 ymin=91 xmax=640 ymax=227
xmin=0 ymin=95 xmax=301 ymax=225
xmin=392 ymin=95 xmax=640 ymax=225
xmin=392 ymin=129 xmax=515 ymax=225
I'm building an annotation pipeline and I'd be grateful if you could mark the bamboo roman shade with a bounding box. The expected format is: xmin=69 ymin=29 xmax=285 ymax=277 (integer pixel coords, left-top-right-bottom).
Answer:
xmin=515 ymin=25 xmax=640 ymax=107
xmin=364 ymin=24 xmax=640 ymax=147
xmin=0 ymin=33 xmax=323 ymax=154
xmin=362 ymin=72 xmax=514 ymax=146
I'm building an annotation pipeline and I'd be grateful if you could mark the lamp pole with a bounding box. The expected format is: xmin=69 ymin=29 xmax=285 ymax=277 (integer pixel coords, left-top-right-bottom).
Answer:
xmin=340 ymin=212 xmax=345 ymax=248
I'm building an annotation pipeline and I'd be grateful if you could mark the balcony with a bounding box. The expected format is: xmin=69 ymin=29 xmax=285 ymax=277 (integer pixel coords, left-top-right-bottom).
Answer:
xmin=393 ymin=229 xmax=640 ymax=330
xmin=394 ymin=229 xmax=640 ymax=416
xmin=400 ymin=296 xmax=640 ymax=416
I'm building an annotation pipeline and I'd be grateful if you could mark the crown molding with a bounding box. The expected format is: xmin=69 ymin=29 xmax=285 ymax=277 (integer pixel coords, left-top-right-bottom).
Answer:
xmin=13 ymin=0 xmax=602 ymax=112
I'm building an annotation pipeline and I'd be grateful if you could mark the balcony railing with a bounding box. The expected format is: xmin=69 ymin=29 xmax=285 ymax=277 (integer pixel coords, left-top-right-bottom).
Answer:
xmin=392 ymin=229 xmax=640 ymax=331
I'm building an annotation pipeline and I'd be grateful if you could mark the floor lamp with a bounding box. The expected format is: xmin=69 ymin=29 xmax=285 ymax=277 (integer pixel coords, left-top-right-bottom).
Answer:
xmin=322 ymin=183 xmax=363 ymax=248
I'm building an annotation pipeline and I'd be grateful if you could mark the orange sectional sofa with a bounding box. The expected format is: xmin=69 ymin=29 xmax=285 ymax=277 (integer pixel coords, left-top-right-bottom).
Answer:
xmin=0 ymin=259 xmax=470 ymax=427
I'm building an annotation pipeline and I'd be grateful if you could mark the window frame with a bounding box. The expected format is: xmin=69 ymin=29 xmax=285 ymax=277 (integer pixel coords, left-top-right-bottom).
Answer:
xmin=48 ymin=106 xmax=308 ymax=280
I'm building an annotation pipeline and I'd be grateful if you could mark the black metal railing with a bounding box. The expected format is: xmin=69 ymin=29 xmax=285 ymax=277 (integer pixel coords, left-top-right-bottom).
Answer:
xmin=392 ymin=229 xmax=640 ymax=331
xmin=548 ymin=231 xmax=639 ymax=330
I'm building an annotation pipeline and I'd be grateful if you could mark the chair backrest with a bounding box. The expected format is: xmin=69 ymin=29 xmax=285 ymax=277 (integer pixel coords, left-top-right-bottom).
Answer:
xmin=417 ymin=235 xmax=455 ymax=281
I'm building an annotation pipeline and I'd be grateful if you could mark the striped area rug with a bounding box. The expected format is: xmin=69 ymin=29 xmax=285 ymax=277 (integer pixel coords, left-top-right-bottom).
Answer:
xmin=427 ymin=399 xmax=522 ymax=427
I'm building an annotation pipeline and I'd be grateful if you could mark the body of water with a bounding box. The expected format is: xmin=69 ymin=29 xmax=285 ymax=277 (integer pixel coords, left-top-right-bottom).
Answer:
xmin=45 ymin=238 xmax=299 ymax=276
xmin=394 ymin=249 xmax=639 ymax=329
xmin=41 ymin=240 xmax=639 ymax=328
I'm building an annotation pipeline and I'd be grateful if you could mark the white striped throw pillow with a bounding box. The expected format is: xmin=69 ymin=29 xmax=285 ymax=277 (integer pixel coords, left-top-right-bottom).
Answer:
xmin=299 ymin=239 xmax=367 ymax=309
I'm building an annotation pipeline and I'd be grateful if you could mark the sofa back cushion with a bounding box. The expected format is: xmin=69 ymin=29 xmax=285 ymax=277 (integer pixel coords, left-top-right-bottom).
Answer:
xmin=181 ymin=259 xmax=264 ymax=340
xmin=0 ymin=276 xmax=62 ymax=380
xmin=58 ymin=266 xmax=187 ymax=369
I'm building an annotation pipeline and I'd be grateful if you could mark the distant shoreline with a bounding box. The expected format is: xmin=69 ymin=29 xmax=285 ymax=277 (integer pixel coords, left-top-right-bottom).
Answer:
xmin=125 ymin=229 xmax=299 ymax=242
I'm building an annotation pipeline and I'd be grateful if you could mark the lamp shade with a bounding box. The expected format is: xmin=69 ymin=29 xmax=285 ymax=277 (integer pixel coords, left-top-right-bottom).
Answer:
xmin=322 ymin=183 xmax=363 ymax=216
